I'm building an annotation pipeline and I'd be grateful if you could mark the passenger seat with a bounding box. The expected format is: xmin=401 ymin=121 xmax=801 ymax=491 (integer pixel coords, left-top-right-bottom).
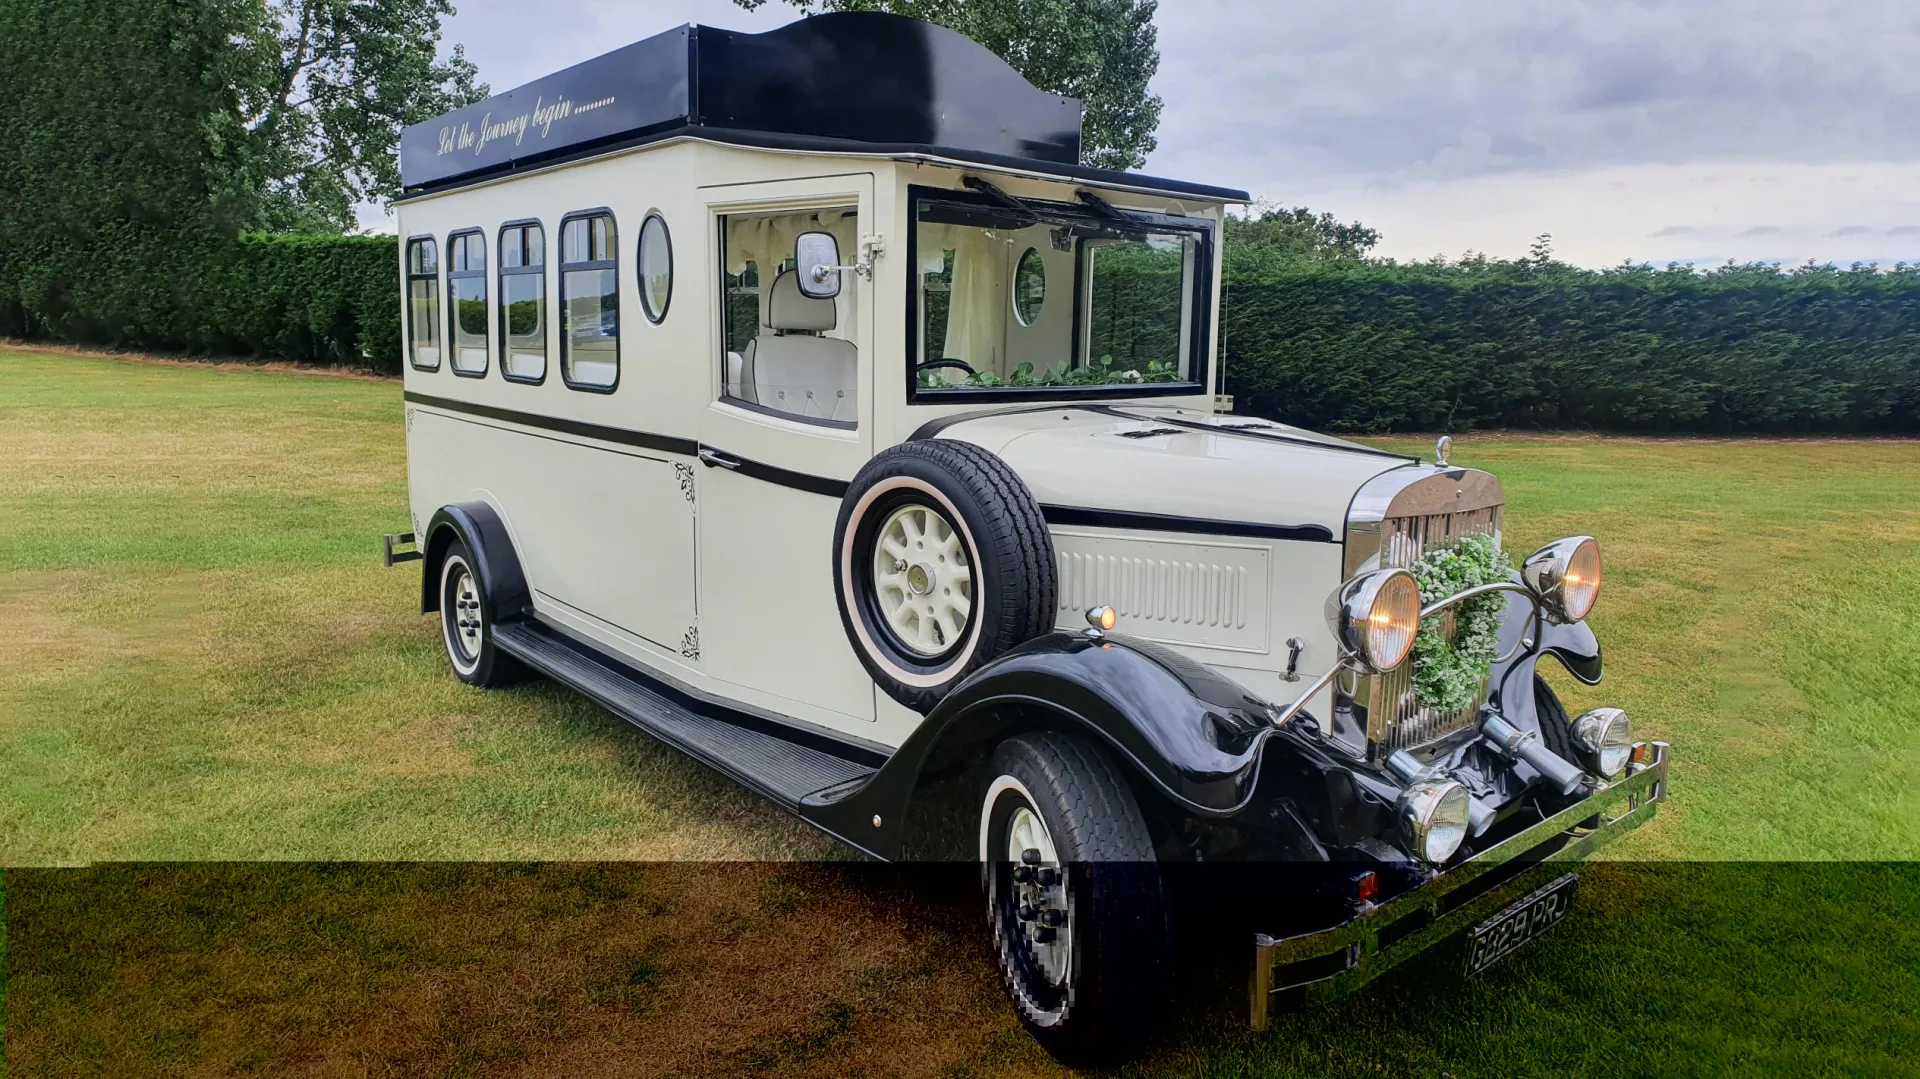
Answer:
xmin=735 ymin=270 xmax=856 ymax=422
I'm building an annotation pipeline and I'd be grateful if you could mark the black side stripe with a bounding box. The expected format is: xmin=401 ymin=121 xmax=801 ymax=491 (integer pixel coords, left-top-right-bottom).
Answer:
xmin=403 ymin=391 xmax=850 ymax=497
xmin=1040 ymin=505 xmax=1336 ymax=544
xmin=404 ymin=391 xmax=699 ymax=456
xmin=722 ymin=456 xmax=850 ymax=498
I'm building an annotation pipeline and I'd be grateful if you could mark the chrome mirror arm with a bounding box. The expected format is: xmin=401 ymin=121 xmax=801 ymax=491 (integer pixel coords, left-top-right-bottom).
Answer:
xmin=1418 ymin=579 xmax=1544 ymax=664
xmin=1268 ymin=651 xmax=1357 ymax=729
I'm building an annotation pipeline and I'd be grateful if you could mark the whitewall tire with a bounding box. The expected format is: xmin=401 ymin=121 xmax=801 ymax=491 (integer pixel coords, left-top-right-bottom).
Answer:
xmin=833 ymin=439 xmax=1056 ymax=712
xmin=979 ymin=731 xmax=1170 ymax=1065
xmin=437 ymin=539 xmax=527 ymax=688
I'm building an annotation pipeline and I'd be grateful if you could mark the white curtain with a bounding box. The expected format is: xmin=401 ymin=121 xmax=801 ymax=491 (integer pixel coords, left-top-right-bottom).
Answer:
xmin=942 ymin=227 xmax=1010 ymax=371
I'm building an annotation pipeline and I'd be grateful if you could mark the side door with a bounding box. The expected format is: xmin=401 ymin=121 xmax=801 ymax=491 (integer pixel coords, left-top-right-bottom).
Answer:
xmin=695 ymin=173 xmax=878 ymax=736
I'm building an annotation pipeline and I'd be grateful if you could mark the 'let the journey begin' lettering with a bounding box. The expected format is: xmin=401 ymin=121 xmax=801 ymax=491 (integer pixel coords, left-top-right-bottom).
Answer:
xmin=435 ymin=94 xmax=618 ymax=157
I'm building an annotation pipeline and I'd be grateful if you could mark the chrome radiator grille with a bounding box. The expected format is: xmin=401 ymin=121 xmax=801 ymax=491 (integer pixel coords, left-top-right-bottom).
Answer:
xmin=1341 ymin=474 xmax=1505 ymax=759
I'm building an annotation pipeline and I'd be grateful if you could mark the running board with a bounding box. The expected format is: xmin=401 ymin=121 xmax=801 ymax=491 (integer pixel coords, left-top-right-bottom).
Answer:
xmin=491 ymin=621 xmax=879 ymax=811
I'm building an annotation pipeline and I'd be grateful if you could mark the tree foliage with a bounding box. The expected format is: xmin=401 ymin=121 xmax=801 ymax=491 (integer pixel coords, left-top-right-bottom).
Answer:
xmin=735 ymin=0 xmax=1163 ymax=170
xmin=236 ymin=0 xmax=487 ymax=231
xmin=0 ymin=0 xmax=256 ymax=342
xmin=1223 ymin=203 xmax=1383 ymax=276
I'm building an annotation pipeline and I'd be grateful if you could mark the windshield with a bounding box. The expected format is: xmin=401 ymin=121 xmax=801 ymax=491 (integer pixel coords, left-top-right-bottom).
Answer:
xmin=912 ymin=189 xmax=1209 ymax=396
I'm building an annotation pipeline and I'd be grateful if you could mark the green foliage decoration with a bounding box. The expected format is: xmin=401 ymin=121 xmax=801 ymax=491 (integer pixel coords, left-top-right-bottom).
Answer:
xmin=919 ymin=354 xmax=1180 ymax=389
xmin=1407 ymin=533 xmax=1513 ymax=714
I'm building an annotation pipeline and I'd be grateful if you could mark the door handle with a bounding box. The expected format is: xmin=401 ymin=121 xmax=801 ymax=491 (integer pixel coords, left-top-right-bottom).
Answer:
xmin=697 ymin=446 xmax=743 ymax=470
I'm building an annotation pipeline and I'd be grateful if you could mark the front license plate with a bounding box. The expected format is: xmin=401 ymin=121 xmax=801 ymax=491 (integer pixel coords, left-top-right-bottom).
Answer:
xmin=1463 ymin=872 xmax=1578 ymax=976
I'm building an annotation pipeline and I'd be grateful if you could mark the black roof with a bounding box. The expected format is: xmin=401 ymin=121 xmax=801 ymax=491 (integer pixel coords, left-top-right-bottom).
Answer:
xmin=397 ymin=13 xmax=1248 ymax=202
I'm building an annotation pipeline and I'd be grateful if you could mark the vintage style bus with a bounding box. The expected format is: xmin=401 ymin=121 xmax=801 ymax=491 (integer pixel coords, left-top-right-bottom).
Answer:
xmin=385 ymin=12 xmax=1669 ymax=1063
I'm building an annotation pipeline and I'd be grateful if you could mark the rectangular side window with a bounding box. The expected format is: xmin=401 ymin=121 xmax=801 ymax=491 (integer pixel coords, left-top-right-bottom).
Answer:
xmin=560 ymin=212 xmax=618 ymax=390
xmin=446 ymin=230 xmax=489 ymax=376
xmin=499 ymin=222 xmax=547 ymax=383
xmin=717 ymin=205 xmax=859 ymax=426
xmin=406 ymin=238 xmax=441 ymax=370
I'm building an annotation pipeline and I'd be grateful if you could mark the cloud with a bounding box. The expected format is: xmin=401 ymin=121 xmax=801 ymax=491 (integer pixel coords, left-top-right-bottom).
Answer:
xmin=1147 ymin=0 xmax=1920 ymax=189
xmin=425 ymin=2 xmax=1920 ymax=265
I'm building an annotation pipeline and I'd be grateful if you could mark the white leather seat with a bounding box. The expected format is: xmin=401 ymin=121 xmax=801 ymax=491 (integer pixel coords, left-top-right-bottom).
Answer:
xmin=736 ymin=270 xmax=857 ymax=422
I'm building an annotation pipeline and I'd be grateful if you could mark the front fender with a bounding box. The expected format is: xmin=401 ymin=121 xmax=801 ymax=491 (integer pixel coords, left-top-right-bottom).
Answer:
xmin=1486 ymin=592 xmax=1602 ymax=735
xmin=798 ymin=631 xmax=1283 ymax=860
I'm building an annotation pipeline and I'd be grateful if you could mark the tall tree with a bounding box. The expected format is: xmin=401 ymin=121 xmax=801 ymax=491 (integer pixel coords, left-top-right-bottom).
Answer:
xmin=237 ymin=0 xmax=487 ymax=231
xmin=1223 ymin=204 xmax=1381 ymax=276
xmin=734 ymin=0 xmax=1162 ymax=171
xmin=0 ymin=0 xmax=259 ymax=341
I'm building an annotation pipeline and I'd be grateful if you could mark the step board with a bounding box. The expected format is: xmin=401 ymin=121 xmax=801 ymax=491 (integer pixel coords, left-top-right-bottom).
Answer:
xmin=493 ymin=621 xmax=878 ymax=809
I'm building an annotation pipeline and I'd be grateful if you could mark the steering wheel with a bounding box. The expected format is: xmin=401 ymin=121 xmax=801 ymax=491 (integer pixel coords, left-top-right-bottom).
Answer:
xmin=915 ymin=358 xmax=977 ymax=382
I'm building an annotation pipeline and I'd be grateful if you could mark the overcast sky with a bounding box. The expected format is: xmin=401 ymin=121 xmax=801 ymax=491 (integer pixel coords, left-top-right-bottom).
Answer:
xmin=393 ymin=0 xmax=1920 ymax=267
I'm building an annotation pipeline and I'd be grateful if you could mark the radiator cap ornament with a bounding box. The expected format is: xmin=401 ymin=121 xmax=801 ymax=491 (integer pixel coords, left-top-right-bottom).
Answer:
xmin=1434 ymin=435 xmax=1452 ymax=468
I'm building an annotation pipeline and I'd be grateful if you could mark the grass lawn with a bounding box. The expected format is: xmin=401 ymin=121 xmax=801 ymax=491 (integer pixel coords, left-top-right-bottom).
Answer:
xmin=3 ymin=346 xmax=1919 ymax=1075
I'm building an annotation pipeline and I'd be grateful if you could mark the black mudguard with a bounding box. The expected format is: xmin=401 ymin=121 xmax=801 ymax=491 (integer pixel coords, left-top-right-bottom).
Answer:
xmin=802 ymin=595 xmax=1605 ymax=862
xmin=801 ymin=631 xmax=1305 ymax=859
xmin=419 ymin=501 xmax=532 ymax=623
xmin=1485 ymin=592 xmax=1603 ymax=733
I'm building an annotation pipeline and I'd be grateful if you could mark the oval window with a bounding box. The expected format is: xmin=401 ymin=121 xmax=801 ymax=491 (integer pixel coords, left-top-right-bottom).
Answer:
xmin=638 ymin=212 xmax=672 ymax=323
xmin=1013 ymin=247 xmax=1045 ymax=326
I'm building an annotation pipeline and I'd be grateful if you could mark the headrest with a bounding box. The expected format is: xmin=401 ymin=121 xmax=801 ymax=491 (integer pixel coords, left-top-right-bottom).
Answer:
xmin=765 ymin=269 xmax=838 ymax=332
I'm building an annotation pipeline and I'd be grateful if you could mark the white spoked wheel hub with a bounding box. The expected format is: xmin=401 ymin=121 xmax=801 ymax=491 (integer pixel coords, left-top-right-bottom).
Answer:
xmin=444 ymin=559 xmax=482 ymax=671
xmin=1007 ymin=804 xmax=1070 ymax=986
xmin=872 ymin=502 xmax=973 ymax=658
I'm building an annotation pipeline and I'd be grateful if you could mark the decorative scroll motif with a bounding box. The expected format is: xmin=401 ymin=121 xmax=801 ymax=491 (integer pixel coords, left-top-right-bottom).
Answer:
xmin=680 ymin=626 xmax=700 ymax=660
xmin=675 ymin=462 xmax=695 ymax=503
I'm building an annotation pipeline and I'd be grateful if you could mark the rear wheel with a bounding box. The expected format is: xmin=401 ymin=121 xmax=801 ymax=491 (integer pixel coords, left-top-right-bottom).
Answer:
xmin=438 ymin=539 xmax=526 ymax=688
xmin=980 ymin=731 xmax=1169 ymax=1065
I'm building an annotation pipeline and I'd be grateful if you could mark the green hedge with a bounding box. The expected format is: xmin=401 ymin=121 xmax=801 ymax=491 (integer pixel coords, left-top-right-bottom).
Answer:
xmin=197 ymin=234 xmax=402 ymax=372
xmin=1221 ymin=261 xmax=1920 ymax=433
xmin=2 ymin=233 xmax=401 ymax=373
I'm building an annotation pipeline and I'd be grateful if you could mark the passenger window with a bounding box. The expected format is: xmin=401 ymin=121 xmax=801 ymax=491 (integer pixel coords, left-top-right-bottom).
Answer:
xmin=718 ymin=205 xmax=859 ymax=425
xmin=638 ymin=212 xmax=672 ymax=324
xmin=560 ymin=212 xmax=618 ymax=389
xmin=498 ymin=222 xmax=546 ymax=383
xmin=446 ymin=230 xmax=488 ymax=376
xmin=406 ymin=237 xmax=440 ymax=370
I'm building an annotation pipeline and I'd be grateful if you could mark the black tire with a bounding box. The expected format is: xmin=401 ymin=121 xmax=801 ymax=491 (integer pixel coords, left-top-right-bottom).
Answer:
xmin=438 ymin=538 xmax=527 ymax=688
xmin=980 ymin=731 xmax=1169 ymax=1066
xmin=1534 ymin=674 xmax=1578 ymax=764
xmin=833 ymin=439 xmax=1056 ymax=712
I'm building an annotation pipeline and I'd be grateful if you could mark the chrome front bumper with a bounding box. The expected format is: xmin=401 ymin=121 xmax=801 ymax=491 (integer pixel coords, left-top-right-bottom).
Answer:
xmin=1249 ymin=740 xmax=1671 ymax=1029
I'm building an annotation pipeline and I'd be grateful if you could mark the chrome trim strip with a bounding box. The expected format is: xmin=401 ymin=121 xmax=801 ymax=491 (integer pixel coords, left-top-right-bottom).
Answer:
xmin=1248 ymin=740 xmax=1671 ymax=1029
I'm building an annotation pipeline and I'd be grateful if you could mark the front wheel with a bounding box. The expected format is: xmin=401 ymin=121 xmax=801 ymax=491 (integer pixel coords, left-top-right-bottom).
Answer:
xmin=980 ymin=731 xmax=1169 ymax=1065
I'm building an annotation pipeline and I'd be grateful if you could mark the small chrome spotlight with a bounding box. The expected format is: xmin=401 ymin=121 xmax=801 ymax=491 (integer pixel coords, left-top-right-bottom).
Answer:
xmin=1573 ymin=707 xmax=1634 ymax=779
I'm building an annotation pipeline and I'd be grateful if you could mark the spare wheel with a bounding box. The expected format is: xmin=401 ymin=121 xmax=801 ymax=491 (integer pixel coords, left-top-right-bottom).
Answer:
xmin=834 ymin=439 xmax=1057 ymax=712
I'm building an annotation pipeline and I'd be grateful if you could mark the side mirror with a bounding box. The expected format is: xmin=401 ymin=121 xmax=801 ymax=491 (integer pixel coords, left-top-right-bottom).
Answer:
xmin=795 ymin=231 xmax=842 ymax=299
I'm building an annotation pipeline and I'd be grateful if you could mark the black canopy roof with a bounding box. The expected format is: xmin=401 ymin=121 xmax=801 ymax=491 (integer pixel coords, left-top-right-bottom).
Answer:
xmin=398 ymin=13 xmax=1248 ymax=202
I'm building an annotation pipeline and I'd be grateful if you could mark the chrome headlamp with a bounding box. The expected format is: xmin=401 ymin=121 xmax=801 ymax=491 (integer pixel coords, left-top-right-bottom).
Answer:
xmin=1326 ymin=568 xmax=1421 ymax=674
xmin=1522 ymin=536 xmax=1602 ymax=624
xmin=1573 ymin=707 xmax=1634 ymax=778
xmin=1398 ymin=778 xmax=1471 ymax=863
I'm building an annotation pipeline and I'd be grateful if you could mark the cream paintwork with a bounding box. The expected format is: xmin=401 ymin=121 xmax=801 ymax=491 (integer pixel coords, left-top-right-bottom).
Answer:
xmin=398 ymin=131 xmax=1397 ymax=748
xmin=934 ymin=409 xmax=1405 ymax=533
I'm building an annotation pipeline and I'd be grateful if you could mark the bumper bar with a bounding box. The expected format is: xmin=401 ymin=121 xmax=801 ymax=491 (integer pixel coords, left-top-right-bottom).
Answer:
xmin=1250 ymin=740 xmax=1670 ymax=1029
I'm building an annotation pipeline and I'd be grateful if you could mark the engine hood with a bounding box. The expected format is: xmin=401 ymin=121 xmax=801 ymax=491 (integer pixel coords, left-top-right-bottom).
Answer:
xmin=925 ymin=405 xmax=1418 ymax=542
